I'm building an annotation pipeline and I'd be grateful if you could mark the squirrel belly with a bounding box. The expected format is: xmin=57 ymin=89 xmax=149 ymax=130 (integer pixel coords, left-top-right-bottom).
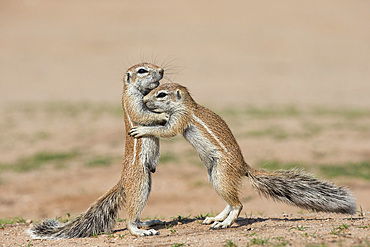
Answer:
xmin=141 ymin=137 xmax=160 ymax=173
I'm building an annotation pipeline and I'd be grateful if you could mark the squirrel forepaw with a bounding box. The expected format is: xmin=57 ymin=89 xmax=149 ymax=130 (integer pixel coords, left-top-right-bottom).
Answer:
xmin=129 ymin=127 xmax=144 ymax=138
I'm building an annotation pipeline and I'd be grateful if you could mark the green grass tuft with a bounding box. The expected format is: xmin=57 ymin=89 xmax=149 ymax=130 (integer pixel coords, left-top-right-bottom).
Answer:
xmin=289 ymin=225 xmax=308 ymax=231
xmin=12 ymin=101 xmax=123 ymax=118
xmin=330 ymin=224 xmax=349 ymax=235
xmin=85 ymin=155 xmax=120 ymax=167
xmin=219 ymin=105 xmax=370 ymax=119
xmin=56 ymin=213 xmax=72 ymax=223
xmin=250 ymin=237 xmax=270 ymax=245
xmin=159 ymin=151 xmax=179 ymax=164
xmin=245 ymin=126 xmax=289 ymax=140
xmin=0 ymin=217 xmax=26 ymax=226
xmin=195 ymin=212 xmax=213 ymax=220
xmin=258 ymin=161 xmax=301 ymax=171
xmin=0 ymin=151 xmax=80 ymax=172
xmin=312 ymin=108 xmax=370 ymax=119
xmin=171 ymin=214 xmax=192 ymax=223
xmin=171 ymin=244 xmax=185 ymax=247
xmin=258 ymin=160 xmax=370 ymax=180
xmin=225 ymin=239 xmax=238 ymax=247
xmin=318 ymin=161 xmax=370 ymax=180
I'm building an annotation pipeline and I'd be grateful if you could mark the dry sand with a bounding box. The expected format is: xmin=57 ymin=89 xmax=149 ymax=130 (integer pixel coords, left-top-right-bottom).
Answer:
xmin=0 ymin=1 xmax=369 ymax=246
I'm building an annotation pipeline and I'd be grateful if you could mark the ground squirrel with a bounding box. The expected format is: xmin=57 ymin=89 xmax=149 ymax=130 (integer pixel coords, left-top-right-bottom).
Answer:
xmin=28 ymin=63 xmax=167 ymax=239
xmin=129 ymin=83 xmax=357 ymax=229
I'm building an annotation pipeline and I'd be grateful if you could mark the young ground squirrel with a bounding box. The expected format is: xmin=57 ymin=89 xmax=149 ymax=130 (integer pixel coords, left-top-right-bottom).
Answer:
xmin=28 ymin=63 xmax=167 ymax=239
xmin=129 ymin=83 xmax=357 ymax=229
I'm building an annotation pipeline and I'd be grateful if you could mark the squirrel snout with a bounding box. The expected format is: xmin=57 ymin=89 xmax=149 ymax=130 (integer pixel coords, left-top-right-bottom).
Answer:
xmin=158 ymin=68 xmax=164 ymax=77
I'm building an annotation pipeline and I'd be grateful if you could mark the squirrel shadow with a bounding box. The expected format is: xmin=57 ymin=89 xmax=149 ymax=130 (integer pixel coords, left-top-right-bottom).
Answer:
xmin=233 ymin=215 xmax=364 ymax=229
xmin=113 ymin=215 xmax=364 ymax=233
xmin=113 ymin=216 xmax=266 ymax=233
xmin=113 ymin=217 xmax=199 ymax=233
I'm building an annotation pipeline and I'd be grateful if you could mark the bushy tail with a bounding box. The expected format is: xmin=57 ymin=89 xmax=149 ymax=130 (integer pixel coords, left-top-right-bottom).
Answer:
xmin=28 ymin=183 xmax=125 ymax=239
xmin=248 ymin=169 xmax=356 ymax=214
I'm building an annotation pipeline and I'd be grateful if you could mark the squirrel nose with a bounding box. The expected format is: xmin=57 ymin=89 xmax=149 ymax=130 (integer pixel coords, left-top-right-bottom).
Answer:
xmin=159 ymin=68 xmax=164 ymax=77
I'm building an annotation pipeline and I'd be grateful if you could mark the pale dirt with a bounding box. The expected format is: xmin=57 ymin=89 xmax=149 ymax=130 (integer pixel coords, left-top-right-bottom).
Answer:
xmin=0 ymin=0 xmax=369 ymax=246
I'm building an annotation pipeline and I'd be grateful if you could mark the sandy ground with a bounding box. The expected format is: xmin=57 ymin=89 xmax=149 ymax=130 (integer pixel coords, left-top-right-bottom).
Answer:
xmin=0 ymin=0 xmax=369 ymax=246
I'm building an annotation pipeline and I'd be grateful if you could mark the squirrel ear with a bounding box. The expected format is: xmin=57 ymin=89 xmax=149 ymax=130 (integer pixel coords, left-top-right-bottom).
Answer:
xmin=125 ymin=72 xmax=131 ymax=83
xmin=176 ymin=89 xmax=182 ymax=100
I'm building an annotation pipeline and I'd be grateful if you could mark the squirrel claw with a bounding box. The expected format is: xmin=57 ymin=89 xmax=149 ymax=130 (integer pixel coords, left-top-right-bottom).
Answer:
xmin=141 ymin=229 xmax=159 ymax=236
xmin=129 ymin=128 xmax=140 ymax=138
xmin=210 ymin=221 xmax=230 ymax=229
xmin=129 ymin=127 xmax=148 ymax=138
xmin=128 ymin=225 xmax=159 ymax=236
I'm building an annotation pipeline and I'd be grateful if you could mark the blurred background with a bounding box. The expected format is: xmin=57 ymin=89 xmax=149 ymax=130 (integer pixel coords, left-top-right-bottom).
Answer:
xmin=0 ymin=0 xmax=369 ymax=220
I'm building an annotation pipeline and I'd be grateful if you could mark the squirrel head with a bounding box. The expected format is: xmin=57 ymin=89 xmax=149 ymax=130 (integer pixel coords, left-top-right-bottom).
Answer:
xmin=143 ymin=83 xmax=192 ymax=113
xmin=124 ymin=63 xmax=164 ymax=95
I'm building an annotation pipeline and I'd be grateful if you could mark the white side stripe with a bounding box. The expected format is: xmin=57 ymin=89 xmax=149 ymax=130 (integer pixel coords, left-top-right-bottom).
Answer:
xmin=192 ymin=113 xmax=228 ymax=153
xmin=123 ymin=103 xmax=137 ymax=165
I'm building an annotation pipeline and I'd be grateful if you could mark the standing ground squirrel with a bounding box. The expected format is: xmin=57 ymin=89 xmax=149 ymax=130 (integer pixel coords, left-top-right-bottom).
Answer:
xmin=129 ymin=83 xmax=357 ymax=229
xmin=28 ymin=63 xmax=168 ymax=239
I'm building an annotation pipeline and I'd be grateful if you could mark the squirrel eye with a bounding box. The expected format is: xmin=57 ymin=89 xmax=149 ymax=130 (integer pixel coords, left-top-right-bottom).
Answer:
xmin=137 ymin=68 xmax=148 ymax=74
xmin=157 ymin=92 xmax=167 ymax=98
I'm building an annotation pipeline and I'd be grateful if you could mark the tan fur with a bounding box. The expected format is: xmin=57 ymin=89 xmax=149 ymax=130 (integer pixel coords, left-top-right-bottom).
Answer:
xmin=129 ymin=83 xmax=357 ymax=229
xmin=29 ymin=63 xmax=167 ymax=239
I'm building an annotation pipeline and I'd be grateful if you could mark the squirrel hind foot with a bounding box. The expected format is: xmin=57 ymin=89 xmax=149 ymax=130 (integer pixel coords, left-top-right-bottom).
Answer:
xmin=204 ymin=206 xmax=241 ymax=229
xmin=127 ymin=222 xmax=159 ymax=236
xmin=131 ymin=228 xmax=159 ymax=237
